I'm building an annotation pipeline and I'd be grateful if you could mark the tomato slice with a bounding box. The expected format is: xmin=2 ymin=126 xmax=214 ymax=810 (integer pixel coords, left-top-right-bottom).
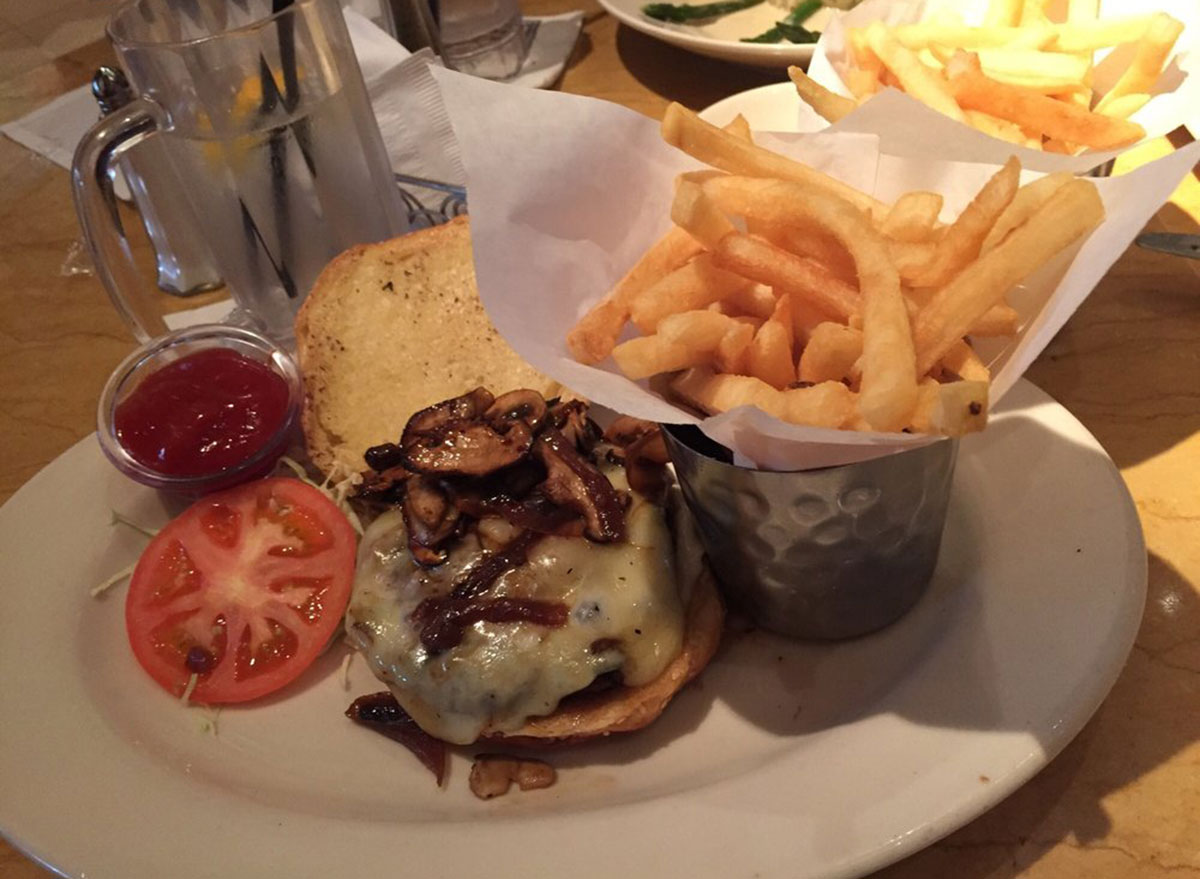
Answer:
xmin=126 ymin=478 xmax=357 ymax=704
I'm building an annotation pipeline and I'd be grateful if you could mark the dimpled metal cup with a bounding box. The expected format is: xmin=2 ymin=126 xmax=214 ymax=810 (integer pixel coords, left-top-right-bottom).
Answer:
xmin=663 ymin=426 xmax=958 ymax=640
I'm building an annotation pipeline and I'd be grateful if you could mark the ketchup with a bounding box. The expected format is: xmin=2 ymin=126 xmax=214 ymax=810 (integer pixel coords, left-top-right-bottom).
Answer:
xmin=114 ymin=348 xmax=290 ymax=478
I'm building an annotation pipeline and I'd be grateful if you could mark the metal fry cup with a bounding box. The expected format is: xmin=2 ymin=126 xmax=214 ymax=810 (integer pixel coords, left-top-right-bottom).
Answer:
xmin=663 ymin=426 xmax=958 ymax=641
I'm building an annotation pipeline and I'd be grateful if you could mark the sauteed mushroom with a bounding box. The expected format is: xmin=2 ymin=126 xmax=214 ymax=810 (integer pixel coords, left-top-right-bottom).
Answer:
xmin=534 ymin=429 xmax=626 ymax=543
xmin=402 ymin=475 xmax=461 ymax=566
xmin=484 ymin=389 xmax=548 ymax=433
xmin=401 ymin=388 xmax=533 ymax=476
xmin=604 ymin=417 xmax=670 ymax=497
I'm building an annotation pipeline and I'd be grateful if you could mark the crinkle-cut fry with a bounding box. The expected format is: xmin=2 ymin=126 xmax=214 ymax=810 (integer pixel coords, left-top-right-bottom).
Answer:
xmin=982 ymin=170 xmax=1072 ymax=253
xmin=909 ymin=380 xmax=989 ymax=436
xmin=1094 ymin=13 xmax=1184 ymax=113
xmin=911 ymin=156 xmax=1020 ymax=288
xmin=799 ymin=322 xmax=863 ymax=385
xmin=865 ymin=24 xmax=968 ymax=123
xmin=970 ymin=303 xmax=1020 ymax=337
xmin=881 ymin=191 xmax=944 ymax=243
xmin=671 ymin=180 xmax=737 ymax=250
xmin=660 ymin=103 xmax=885 ymax=220
xmin=714 ymin=322 xmax=755 ymax=374
xmin=1098 ymin=93 xmax=1150 ymax=119
xmin=1049 ymin=16 xmax=1155 ymax=52
xmin=946 ymin=53 xmax=1145 ymax=150
xmin=629 ymin=252 xmax=752 ymax=333
xmin=712 ymin=232 xmax=861 ymax=322
xmin=746 ymin=295 xmax=795 ymax=390
xmin=567 ymin=226 xmax=701 ymax=364
xmin=913 ymin=178 xmax=1104 ymax=375
xmin=787 ymin=65 xmax=856 ymax=123
xmin=984 ymin=0 xmax=1022 ymax=27
xmin=937 ymin=339 xmax=991 ymax=382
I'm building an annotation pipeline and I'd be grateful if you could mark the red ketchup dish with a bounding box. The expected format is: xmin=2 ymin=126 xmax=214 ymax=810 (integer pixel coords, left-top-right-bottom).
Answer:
xmin=97 ymin=325 xmax=302 ymax=493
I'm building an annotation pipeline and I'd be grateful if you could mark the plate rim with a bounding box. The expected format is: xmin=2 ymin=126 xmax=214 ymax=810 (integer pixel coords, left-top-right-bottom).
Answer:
xmin=0 ymin=379 xmax=1147 ymax=879
xmin=597 ymin=0 xmax=819 ymax=66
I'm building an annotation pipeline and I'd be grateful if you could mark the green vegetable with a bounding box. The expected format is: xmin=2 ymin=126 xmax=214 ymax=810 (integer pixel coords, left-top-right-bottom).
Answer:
xmin=742 ymin=0 xmax=822 ymax=43
xmin=642 ymin=0 xmax=764 ymax=23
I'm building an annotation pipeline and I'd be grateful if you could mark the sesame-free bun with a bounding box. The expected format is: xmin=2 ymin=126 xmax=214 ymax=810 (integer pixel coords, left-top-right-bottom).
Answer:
xmin=294 ymin=217 xmax=558 ymax=478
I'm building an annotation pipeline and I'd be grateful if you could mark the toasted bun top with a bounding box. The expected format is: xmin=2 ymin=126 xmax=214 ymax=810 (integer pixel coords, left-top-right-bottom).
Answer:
xmin=294 ymin=217 xmax=558 ymax=477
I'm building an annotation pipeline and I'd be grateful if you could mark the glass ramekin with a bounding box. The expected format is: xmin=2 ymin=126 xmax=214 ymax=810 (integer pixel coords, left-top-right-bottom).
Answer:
xmin=96 ymin=324 xmax=303 ymax=494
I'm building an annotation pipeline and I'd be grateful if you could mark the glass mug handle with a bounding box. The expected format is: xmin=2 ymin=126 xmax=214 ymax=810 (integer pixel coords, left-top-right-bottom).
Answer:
xmin=71 ymin=97 xmax=172 ymax=343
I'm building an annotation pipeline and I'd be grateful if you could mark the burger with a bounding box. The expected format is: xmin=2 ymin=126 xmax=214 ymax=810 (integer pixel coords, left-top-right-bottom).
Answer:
xmin=294 ymin=219 xmax=723 ymax=782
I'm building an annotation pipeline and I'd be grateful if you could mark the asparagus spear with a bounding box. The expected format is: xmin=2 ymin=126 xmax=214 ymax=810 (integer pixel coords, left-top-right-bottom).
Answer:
xmin=642 ymin=0 xmax=764 ymax=24
xmin=742 ymin=0 xmax=822 ymax=43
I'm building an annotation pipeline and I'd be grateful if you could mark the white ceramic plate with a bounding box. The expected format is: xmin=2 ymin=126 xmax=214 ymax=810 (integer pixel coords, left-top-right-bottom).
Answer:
xmin=702 ymin=80 xmax=814 ymax=129
xmin=0 ymin=380 xmax=1144 ymax=879
xmin=597 ymin=0 xmax=842 ymax=68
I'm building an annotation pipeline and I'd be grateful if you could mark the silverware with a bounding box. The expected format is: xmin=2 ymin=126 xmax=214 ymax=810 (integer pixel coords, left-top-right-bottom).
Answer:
xmin=1135 ymin=232 xmax=1200 ymax=260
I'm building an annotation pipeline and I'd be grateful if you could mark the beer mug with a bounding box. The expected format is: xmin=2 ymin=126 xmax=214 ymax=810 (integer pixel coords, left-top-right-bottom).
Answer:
xmin=72 ymin=0 xmax=409 ymax=343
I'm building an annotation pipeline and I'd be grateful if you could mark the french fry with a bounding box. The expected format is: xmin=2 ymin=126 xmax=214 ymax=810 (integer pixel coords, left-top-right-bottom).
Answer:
xmin=671 ymin=180 xmax=737 ymax=250
xmin=778 ymin=381 xmax=857 ymax=428
xmin=714 ymin=322 xmax=755 ymax=374
xmin=911 ymin=156 xmax=1020 ymax=288
xmin=888 ymin=239 xmax=938 ymax=282
xmin=881 ymin=191 xmax=944 ymax=243
xmin=798 ymin=322 xmax=863 ymax=384
xmin=1049 ymin=16 xmax=1155 ymax=52
xmin=671 ymin=368 xmax=784 ymax=417
xmin=772 ymin=228 xmax=859 ymax=285
xmin=892 ymin=23 xmax=1034 ymax=50
xmin=970 ymin=303 xmax=1020 ymax=336
xmin=1067 ymin=0 xmax=1099 ymax=23
xmin=1019 ymin=0 xmax=1049 ymax=28
xmin=611 ymin=334 xmax=709 ymax=380
xmin=671 ymin=368 xmax=854 ymax=428
xmin=974 ymin=48 xmax=1092 ymax=92
xmin=661 ymin=103 xmax=885 ymax=219
xmin=712 ymin=232 xmax=861 ymax=321
xmin=723 ymin=283 xmax=779 ymax=320
xmin=984 ymin=0 xmax=1022 ymax=27
xmin=1097 ymin=93 xmax=1150 ymax=119
xmin=1094 ymin=13 xmax=1184 ymax=113
xmin=746 ymin=295 xmax=795 ymax=389
xmin=937 ymin=339 xmax=991 ymax=382
xmin=787 ymin=65 xmax=856 ymax=123
xmin=863 ymin=23 xmax=968 ymax=123
xmin=629 ymin=252 xmax=752 ymax=333
xmin=567 ymin=226 xmax=701 ymax=364
xmin=981 ymin=170 xmax=1072 ymax=253
xmin=846 ymin=28 xmax=885 ymax=99
xmin=965 ymin=110 xmax=1034 ymax=145
xmin=909 ymin=379 xmax=989 ymax=436
xmin=946 ymin=52 xmax=1145 ymax=149
xmin=656 ymin=310 xmax=742 ymax=352
xmin=724 ymin=113 xmax=753 ymax=143
xmin=792 ymin=296 xmax=839 ymax=345
xmin=913 ymin=178 xmax=1104 ymax=374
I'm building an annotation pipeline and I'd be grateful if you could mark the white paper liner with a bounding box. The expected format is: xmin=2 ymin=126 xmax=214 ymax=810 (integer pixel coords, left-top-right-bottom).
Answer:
xmin=807 ymin=0 xmax=1200 ymax=173
xmin=429 ymin=66 xmax=1200 ymax=470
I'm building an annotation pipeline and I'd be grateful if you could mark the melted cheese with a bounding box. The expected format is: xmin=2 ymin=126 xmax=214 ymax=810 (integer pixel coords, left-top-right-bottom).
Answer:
xmin=346 ymin=478 xmax=685 ymax=745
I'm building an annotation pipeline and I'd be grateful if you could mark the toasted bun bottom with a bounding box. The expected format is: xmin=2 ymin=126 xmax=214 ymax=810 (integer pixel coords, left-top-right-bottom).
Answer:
xmin=479 ymin=564 xmax=724 ymax=746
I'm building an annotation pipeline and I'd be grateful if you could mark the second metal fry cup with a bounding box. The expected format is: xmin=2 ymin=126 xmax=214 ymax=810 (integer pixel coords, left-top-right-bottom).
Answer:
xmin=663 ymin=426 xmax=958 ymax=641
